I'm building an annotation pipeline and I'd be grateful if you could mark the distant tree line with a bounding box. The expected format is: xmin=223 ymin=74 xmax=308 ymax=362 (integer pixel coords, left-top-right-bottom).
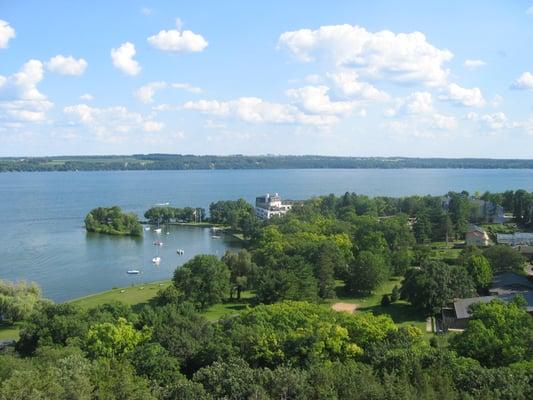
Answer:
xmin=3 ymin=154 xmax=533 ymax=172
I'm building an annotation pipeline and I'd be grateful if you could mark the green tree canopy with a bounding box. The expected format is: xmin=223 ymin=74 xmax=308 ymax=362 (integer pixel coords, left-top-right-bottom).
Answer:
xmin=466 ymin=255 xmax=493 ymax=292
xmin=85 ymin=206 xmax=143 ymax=236
xmin=173 ymin=255 xmax=231 ymax=310
xmin=401 ymin=261 xmax=475 ymax=314
xmin=452 ymin=297 xmax=533 ymax=367
xmin=483 ymin=245 xmax=525 ymax=273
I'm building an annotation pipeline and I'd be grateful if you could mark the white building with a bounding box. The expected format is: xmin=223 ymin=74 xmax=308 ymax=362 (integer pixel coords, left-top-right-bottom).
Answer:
xmin=255 ymin=193 xmax=292 ymax=220
xmin=465 ymin=225 xmax=490 ymax=247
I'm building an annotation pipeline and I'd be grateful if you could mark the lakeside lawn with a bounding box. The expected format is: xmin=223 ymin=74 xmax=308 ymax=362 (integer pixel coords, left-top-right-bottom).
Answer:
xmin=0 ymin=276 xmax=428 ymax=340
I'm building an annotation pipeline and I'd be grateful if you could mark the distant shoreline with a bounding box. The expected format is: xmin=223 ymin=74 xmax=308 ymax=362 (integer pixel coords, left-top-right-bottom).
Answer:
xmin=2 ymin=154 xmax=533 ymax=172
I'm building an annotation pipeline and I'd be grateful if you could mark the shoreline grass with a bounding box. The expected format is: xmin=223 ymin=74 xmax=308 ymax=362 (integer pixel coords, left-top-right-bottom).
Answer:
xmin=0 ymin=275 xmax=428 ymax=340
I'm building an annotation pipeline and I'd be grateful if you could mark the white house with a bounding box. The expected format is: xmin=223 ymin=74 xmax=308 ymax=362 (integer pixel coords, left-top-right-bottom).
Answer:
xmin=255 ymin=193 xmax=292 ymax=220
xmin=465 ymin=225 xmax=490 ymax=247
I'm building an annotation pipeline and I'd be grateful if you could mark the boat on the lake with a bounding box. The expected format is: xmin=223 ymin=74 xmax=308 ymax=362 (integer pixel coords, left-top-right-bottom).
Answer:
xmin=176 ymin=249 xmax=184 ymax=255
xmin=152 ymin=256 xmax=161 ymax=264
xmin=212 ymin=235 xmax=222 ymax=239
xmin=153 ymin=228 xmax=162 ymax=234
xmin=127 ymin=270 xmax=140 ymax=275
xmin=144 ymin=226 xmax=150 ymax=231
xmin=154 ymin=202 xmax=170 ymax=206
xmin=153 ymin=240 xmax=163 ymax=246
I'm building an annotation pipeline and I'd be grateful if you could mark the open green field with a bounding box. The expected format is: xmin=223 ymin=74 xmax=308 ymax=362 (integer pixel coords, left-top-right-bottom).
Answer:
xmin=70 ymin=280 xmax=173 ymax=311
xmin=70 ymin=281 xmax=253 ymax=321
xmin=431 ymin=241 xmax=462 ymax=259
xmin=326 ymin=277 xmax=427 ymax=332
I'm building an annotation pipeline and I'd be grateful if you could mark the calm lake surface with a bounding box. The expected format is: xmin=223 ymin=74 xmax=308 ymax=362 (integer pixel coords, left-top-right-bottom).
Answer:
xmin=1 ymin=168 xmax=533 ymax=302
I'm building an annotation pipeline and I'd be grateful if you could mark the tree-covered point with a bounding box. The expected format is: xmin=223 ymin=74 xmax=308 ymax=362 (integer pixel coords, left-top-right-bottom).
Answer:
xmin=144 ymin=206 xmax=206 ymax=224
xmin=209 ymin=198 xmax=260 ymax=236
xmin=85 ymin=206 xmax=143 ymax=236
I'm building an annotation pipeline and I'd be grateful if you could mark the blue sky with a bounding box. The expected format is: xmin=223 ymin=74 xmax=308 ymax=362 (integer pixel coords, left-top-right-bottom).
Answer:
xmin=1 ymin=1 xmax=533 ymax=157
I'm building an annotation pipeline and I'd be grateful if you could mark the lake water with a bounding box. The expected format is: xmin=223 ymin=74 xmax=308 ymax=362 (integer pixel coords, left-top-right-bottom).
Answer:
xmin=1 ymin=168 xmax=533 ymax=302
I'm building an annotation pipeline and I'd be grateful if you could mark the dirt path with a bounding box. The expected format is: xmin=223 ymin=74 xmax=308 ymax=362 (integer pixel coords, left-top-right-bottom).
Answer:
xmin=331 ymin=302 xmax=358 ymax=313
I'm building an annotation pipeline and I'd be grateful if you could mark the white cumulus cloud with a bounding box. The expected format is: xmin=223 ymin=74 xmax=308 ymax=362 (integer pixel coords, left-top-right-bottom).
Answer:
xmin=327 ymin=71 xmax=389 ymax=101
xmin=0 ymin=60 xmax=53 ymax=123
xmin=278 ymin=24 xmax=453 ymax=86
xmin=384 ymin=91 xmax=456 ymax=137
xmin=463 ymin=59 xmax=486 ymax=69
xmin=47 ymin=55 xmax=88 ymax=75
xmin=440 ymin=83 xmax=486 ymax=107
xmin=135 ymin=81 xmax=203 ymax=103
xmin=64 ymin=103 xmax=164 ymax=140
xmin=148 ymin=20 xmax=208 ymax=53
xmin=386 ymin=92 xmax=433 ymax=116
xmin=135 ymin=81 xmax=167 ymax=103
xmin=285 ymin=85 xmax=360 ymax=115
xmin=80 ymin=93 xmax=94 ymax=101
xmin=0 ymin=20 xmax=15 ymax=48
xmin=511 ymin=72 xmax=533 ymax=90
xmin=467 ymin=111 xmax=515 ymax=132
xmin=110 ymin=42 xmax=141 ymax=76
xmin=183 ymin=97 xmax=339 ymax=126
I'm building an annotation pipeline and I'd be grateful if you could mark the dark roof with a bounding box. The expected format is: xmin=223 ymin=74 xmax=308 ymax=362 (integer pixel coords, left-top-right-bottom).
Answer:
xmin=490 ymin=272 xmax=533 ymax=295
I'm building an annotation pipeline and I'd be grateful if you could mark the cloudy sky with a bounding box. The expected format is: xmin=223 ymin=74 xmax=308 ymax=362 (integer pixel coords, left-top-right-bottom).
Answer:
xmin=1 ymin=1 xmax=533 ymax=157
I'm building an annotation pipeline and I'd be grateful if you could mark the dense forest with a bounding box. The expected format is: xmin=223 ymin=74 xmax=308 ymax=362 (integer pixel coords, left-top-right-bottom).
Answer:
xmin=2 ymin=154 xmax=533 ymax=172
xmin=1 ymin=190 xmax=532 ymax=399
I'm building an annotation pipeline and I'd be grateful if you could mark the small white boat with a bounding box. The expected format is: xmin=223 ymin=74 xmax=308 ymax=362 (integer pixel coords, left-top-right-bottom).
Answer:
xmin=144 ymin=227 xmax=150 ymax=231
xmin=166 ymin=232 xmax=170 ymax=235
xmin=153 ymin=240 xmax=163 ymax=246
xmin=212 ymin=235 xmax=221 ymax=239
xmin=127 ymin=270 xmax=140 ymax=275
xmin=152 ymin=256 xmax=161 ymax=264
xmin=154 ymin=202 xmax=170 ymax=206
xmin=176 ymin=249 xmax=184 ymax=255
xmin=153 ymin=228 xmax=162 ymax=234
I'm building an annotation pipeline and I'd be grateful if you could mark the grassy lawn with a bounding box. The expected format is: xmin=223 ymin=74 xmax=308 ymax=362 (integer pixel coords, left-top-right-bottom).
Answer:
xmin=326 ymin=277 xmax=427 ymax=333
xmin=201 ymin=291 xmax=254 ymax=321
xmin=430 ymin=241 xmax=462 ymax=262
xmin=1 ymin=275 xmax=429 ymax=340
xmin=69 ymin=281 xmax=252 ymax=321
xmin=70 ymin=280 xmax=172 ymax=311
xmin=0 ymin=321 xmax=22 ymax=341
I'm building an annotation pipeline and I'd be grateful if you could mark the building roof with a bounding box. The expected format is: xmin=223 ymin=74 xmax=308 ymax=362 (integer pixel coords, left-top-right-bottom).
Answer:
xmin=496 ymin=232 xmax=533 ymax=245
xmin=490 ymin=272 xmax=533 ymax=295
xmin=467 ymin=224 xmax=486 ymax=234
xmin=453 ymin=291 xmax=533 ymax=319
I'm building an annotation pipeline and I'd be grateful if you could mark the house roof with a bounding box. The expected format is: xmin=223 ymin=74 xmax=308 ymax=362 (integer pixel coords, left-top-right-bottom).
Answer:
xmin=497 ymin=232 xmax=533 ymax=245
xmin=453 ymin=291 xmax=533 ymax=319
xmin=467 ymin=224 xmax=486 ymax=234
xmin=490 ymin=272 xmax=533 ymax=295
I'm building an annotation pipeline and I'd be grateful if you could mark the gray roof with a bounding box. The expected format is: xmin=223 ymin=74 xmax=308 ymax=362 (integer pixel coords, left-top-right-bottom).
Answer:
xmin=490 ymin=272 xmax=533 ymax=295
xmin=453 ymin=291 xmax=533 ymax=319
xmin=496 ymin=232 xmax=533 ymax=245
